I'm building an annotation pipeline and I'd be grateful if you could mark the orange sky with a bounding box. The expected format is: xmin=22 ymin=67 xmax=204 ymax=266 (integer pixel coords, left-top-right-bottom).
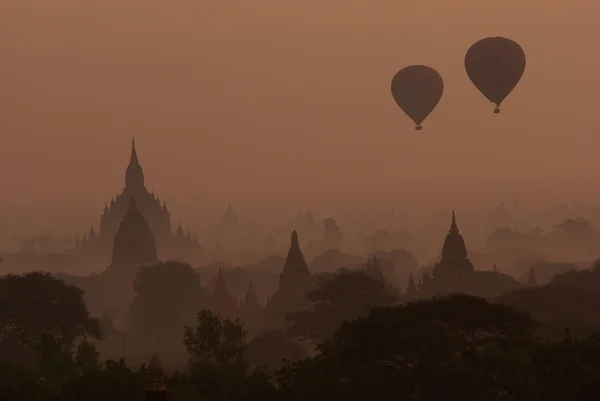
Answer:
xmin=1 ymin=1 xmax=599 ymax=234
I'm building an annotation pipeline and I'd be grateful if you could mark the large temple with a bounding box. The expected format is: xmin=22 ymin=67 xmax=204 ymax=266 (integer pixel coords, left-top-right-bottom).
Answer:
xmin=416 ymin=210 xmax=476 ymax=296
xmin=75 ymin=139 xmax=202 ymax=266
xmin=432 ymin=210 xmax=475 ymax=282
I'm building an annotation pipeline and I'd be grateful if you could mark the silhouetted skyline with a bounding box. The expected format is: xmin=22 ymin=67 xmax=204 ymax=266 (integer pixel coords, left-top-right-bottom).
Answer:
xmin=2 ymin=1 xmax=600 ymax=233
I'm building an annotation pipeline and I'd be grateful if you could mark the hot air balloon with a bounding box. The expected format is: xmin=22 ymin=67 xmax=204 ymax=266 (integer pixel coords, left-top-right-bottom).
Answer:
xmin=391 ymin=65 xmax=444 ymax=130
xmin=465 ymin=37 xmax=526 ymax=114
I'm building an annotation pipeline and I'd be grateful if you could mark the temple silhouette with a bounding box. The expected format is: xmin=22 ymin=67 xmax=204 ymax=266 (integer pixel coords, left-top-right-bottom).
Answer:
xmin=432 ymin=210 xmax=475 ymax=282
xmin=264 ymin=230 xmax=314 ymax=326
xmin=411 ymin=210 xmax=513 ymax=298
xmin=75 ymin=139 xmax=203 ymax=267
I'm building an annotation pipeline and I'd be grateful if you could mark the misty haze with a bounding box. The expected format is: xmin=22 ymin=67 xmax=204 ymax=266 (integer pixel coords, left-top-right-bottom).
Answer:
xmin=2 ymin=1 xmax=600 ymax=400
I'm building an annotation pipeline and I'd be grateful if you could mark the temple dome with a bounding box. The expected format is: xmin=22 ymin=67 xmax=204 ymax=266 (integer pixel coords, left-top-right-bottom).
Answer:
xmin=111 ymin=196 xmax=158 ymax=267
xmin=117 ymin=197 xmax=152 ymax=235
xmin=441 ymin=210 xmax=467 ymax=261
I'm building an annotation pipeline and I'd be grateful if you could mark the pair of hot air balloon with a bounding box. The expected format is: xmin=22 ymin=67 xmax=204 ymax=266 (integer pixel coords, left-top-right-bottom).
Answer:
xmin=391 ymin=37 xmax=527 ymax=130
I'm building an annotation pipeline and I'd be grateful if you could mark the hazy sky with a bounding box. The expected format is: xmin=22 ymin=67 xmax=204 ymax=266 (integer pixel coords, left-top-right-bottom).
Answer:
xmin=1 ymin=1 xmax=599 ymax=234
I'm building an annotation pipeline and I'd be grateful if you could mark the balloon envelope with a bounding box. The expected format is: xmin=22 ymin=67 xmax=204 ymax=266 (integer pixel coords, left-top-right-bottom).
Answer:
xmin=391 ymin=65 xmax=444 ymax=129
xmin=465 ymin=37 xmax=526 ymax=112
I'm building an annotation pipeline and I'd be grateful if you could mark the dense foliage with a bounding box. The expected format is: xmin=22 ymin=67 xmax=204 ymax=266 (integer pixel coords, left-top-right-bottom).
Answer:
xmin=3 ymin=271 xmax=600 ymax=400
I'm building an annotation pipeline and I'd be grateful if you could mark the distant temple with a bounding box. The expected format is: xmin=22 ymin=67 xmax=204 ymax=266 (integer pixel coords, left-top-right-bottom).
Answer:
xmin=265 ymin=230 xmax=314 ymax=326
xmin=76 ymin=139 xmax=202 ymax=266
xmin=239 ymin=280 xmax=262 ymax=323
xmin=417 ymin=211 xmax=476 ymax=296
xmin=431 ymin=210 xmax=475 ymax=282
xmin=279 ymin=230 xmax=313 ymax=292
xmin=211 ymin=203 xmax=245 ymax=249
xmin=211 ymin=268 xmax=239 ymax=319
xmin=206 ymin=268 xmax=264 ymax=333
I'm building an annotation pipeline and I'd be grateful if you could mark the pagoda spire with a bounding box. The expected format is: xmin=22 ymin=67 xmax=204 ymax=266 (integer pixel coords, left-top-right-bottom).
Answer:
xmin=450 ymin=210 xmax=459 ymax=233
xmin=440 ymin=209 xmax=468 ymax=262
xmin=125 ymin=138 xmax=145 ymax=189
xmin=130 ymin=138 xmax=138 ymax=164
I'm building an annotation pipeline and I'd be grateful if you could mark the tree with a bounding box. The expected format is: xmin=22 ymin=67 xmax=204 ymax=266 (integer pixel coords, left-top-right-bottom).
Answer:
xmin=34 ymin=332 xmax=76 ymax=393
xmin=375 ymin=248 xmax=419 ymax=271
xmin=286 ymin=271 xmax=397 ymax=342
xmin=485 ymin=228 xmax=528 ymax=250
xmin=129 ymin=261 xmax=208 ymax=340
xmin=532 ymin=332 xmax=600 ymax=401
xmin=59 ymin=359 xmax=144 ymax=401
xmin=498 ymin=284 xmax=600 ymax=340
xmin=550 ymin=217 xmax=596 ymax=240
xmin=0 ymin=362 xmax=41 ymax=401
xmin=74 ymin=340 xmax=101 ymax=373
xmin=245 ymin=330 xmax=307 ymax=371
xmin=183 ymin=309 xmax=246 ymax=366
xmin=183 ymin=310 xmax=276 ymax=401
xmin=98 ymin=308 xmax=119 ymax=338
xmin=0 ymin=272 xmax=101 ymax=369
xmin=279 ymin=294 xmax=539 ymax=401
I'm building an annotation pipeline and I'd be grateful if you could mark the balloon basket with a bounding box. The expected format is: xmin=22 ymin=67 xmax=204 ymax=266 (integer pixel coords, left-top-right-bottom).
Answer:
xmin=493 ymin=108 xmax=500 ymax=114
xmin=415 ymin=125 xmax=423 ymax=131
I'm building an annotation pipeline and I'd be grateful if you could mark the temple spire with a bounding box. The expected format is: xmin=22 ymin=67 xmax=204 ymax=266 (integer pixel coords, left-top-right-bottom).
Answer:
xmin=131 ymin=138 xmax=138 ymax=164
xmin=440 ymin=209 xmax=468 ymax=262
xmin=125 ymin=138 xmax=145 ymax=188
xmin=450 ymin=210 xmax=458 ymax=233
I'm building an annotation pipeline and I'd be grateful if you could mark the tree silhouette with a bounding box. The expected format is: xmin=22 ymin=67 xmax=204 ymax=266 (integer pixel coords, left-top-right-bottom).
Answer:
xmin=245 ymin=330 xmax=307 ymax=371
xmin=60 ymin=359 xmax=144 ymax=401
xmin=183 ymin=309 xmax=247 ymax=367
xmin=183 ymin=310 xmax=275 ymax=401
xmin=279 ymin=294 xmax=539 ymax=401
xmin=0 ymin=272 xmax=100 ymax=369
xmin=286 ymin=271 xmax=397 ymax=342
xmin=129 ymin=261 xmax=208 ymax=340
